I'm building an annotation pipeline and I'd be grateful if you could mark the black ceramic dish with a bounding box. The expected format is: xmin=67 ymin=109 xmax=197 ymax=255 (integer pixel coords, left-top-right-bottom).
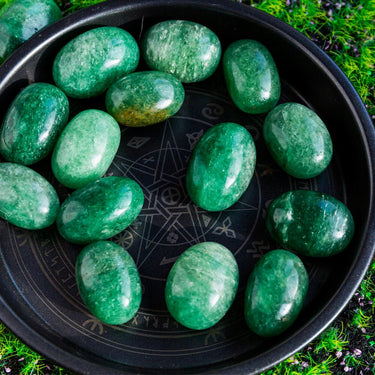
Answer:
xmin=0 ymin=0 xmax=374 ymax=374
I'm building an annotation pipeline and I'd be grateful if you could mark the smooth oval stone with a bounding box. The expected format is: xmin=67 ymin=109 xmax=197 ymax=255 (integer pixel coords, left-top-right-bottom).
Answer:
xmin=0 ymin=0 xmax=61 ymax=64
xmin=57 ymin=176 xmax=144 ymax=244
xmin=106 ymin=71 xmax=185 ymax=127
xmin=223 ymin=39 xmax=281 ymax=114
xmin=186 ymin=122 xmax=256 ymax=211
xmin=53 ymin=26 xmax=139 ymax=98
xmin=263 ymin=103 xmax=333 ymax=179
xmin=51 ymin=109 xmax=120 ymax=189
xmin=76 ymin=241 xmax=142 ymax=325
xmin=0 ymin=83 xmax=69 ymax=165
xmin=244 ymin=249 xmax=309 ymax=337
xmin=141 ymin=20 xmax=221 ymax=83
xmin=165 ymin=242 xmax=239 ymax=330
xmin=266 ymin=190 xmax=355 ymax=257
xmin=0 ymin=162 xmax=59 ymax=229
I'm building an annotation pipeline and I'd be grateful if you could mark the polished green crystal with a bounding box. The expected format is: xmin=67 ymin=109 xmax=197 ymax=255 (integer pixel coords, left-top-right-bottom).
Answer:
xmin=106 ymin=71 xmax=185 ymax=127
xmin=0 ymin=162 xmax=59 ymax=229
xmin=141 ymin=20 xmax=221 ymax=83
xmin=186 ymin=122 xmax=256 ymax=211
xmin=223 ymin=39 xmax=281 ymax=114
xmin=53 ymin=26 xmax=139 ymax=98
xmin=263 ymin=103 xmax=333 ymax=179
xmin=51 ymin=109 xmax=120 ymax=189
xmin=165 ymin=242 xmax=239 ymax=330
xmin=244 ymin=249 xmax=308 ymax=337
xmin=76 ymin=241 xmax=142 ymax=325
xmin=266 ymin=190 xmax=355 ymax=257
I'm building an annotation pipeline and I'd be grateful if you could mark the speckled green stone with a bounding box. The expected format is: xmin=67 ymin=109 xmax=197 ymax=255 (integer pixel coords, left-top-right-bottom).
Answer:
xmin=0 ymin=162 xmax=59 ymax=229
xmin=0 ymin=83 xmax=69 ymax=165
xmin=57 ymin=176 xmax=143 ymax=244
xmin=0 ymin=0 xmax=61 ymax=64
xmin=186 ymin=122 xmax=256 ymax=211
xmin=51 ymin=110 xmax=120 ymax=189
xmin=76 ymin=241 xmax=142 ymax=325
xmin=223 ymin=39 xmax=281 ymax=114
xmin=244 ymin=249 xmax=309 ymax=337
xmin=106 ymin=71 xmax=185 ymax=127
xmin=53 ymin=26 xmax=139 ymax=98
xmin=141 ymin=20 xmax=221 ymax=83
xmin=165 ymin=242 xmax=239 ymax=330
xmin=266 ymin=190 xmax=355 ymax=257
xmin=263 ymin=103 xmax=333 ymax=179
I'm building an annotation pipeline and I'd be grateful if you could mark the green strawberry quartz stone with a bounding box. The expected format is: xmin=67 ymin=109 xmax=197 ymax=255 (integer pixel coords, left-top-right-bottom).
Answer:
xmin=263 ymin=103 xmax=333 ymax=179
xmin=106 ymin=71 xmax=185 ymax=127
xmin=53 ymin=26 xmax=139 ymax=98
xmin=141 ymin=20 xmax=221 ymax=83
xmin=51 ymin=110 xmax=120 ymax=189
xmin=165 ymin=242 xmax=239 ymax=330
xmin=0 ymin=163 xmax=59 ymax=229
xmin=76 ymin=241 xmax=142 ymax=325
xmin=244 ymin=249 xmax=309 ymax=337
xmin=266 ymin=190 xmax=355 ymax=257
xmin=0 ymin=0 xmax=62 ymax=64
xmin=0 ymin=83 xmax=69 ymax=165
xmin=186 ymin=122 xmax=256 ymax=211
xmin=223 ymin=39 xmax=281 ymax=114
xmin=57 ymin=176 xmax=144 ymax=244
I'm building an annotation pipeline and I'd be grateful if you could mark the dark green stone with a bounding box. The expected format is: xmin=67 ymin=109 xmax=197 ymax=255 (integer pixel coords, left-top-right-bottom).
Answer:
xmin=266 ymin=190 xmax=355 ymax=257
xmin=0 ymin=162 xmax=59 ymax=229
xmin=186 ymin=122 xmax=256 ymax=211
xmin=51 ymin=110 xmax=120 ymax=189
xmin=165 ymin=242 xmax=239 ymax=330
xmin=106 ymin=71 xmax=185 ymax=127
xmin=53 ymin=26 xmax=139 ymax=98
xmin=141 ymin=20 xmax=221 ymax=83
xmin=57 ymin=176 xmax=144 ymax=244
xmin=0 ymin=83 xmax=69 ymax=165
xmin=263 ymin=103 xmax=333 ymax=179
xmin=76 ymin=241 xmax=142 ymax=325
xmin=223 ymin=39 xmax=281 ymax=114
xmin=244 ymin=249 xmax=308 ymax=337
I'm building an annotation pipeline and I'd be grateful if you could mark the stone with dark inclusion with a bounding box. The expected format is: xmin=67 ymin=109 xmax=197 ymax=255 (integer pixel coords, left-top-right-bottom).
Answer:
xmin=76 ymin=241 xmax=142 ymax=325
xmin=165 ymin=242 xmax=239 ymax=330
xmin=244 ymin=249 xmax=309 ymax=337
xmin=266 ymin=190 xmax=355 ymax=257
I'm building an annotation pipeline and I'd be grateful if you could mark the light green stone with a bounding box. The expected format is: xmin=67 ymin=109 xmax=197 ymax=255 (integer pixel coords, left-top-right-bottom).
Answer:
xmin=186 ymin=122 xmax=256 ymax=211
xmin=223 ymin=39 xmax=281 ymax=114
xmin=53 ymin=26 xmax=139 ymax=98
xmin=76 ymin=241 xmax=142 ymax=325
xmin=51 ymin=109 xmax=120 ymax=189
xmin=165 ymin=242 xmax=239 ymax=330
xmin=141 ymin=20 xmax=221 ymax=83
xmin=0 ymin=162 xmax=59 ymax=229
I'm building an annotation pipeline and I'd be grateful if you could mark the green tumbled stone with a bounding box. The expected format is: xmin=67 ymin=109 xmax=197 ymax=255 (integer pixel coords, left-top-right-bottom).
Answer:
xmin=263 ymin=103 xmax=333 ymax=179
xmin=57 ymin=176 xmax=144 ymax=244
xmin=165 ymin=242 xmax=239 ymax=330
xmin=244 ymin=249 xmax=309 ymax=337
xmin=0 ymin=0 xmax=61 ymax=64
xmin=186 ymin=122 xmax=256 ymax=211
xmin=106 ymin=71 xmax=185 ymax=127
xmin=0 ymin=162 xmax=59 ymax=229
xmin=266 ymin=190 xmax=355 ymax=257
xmin=223 ymin=39 xmax=281 ymax=114
xmin=76 ymin=241 xmax=142 ymax=325
xmin=51 ymin=109 xmax=120 ymax=189
xmin=53 ymin=26 xmax=139 ymax=98
xmin=141 ymin=20 xmax=221 ymax=83
xmin=0 ymin=83 xmax=69 ymax=165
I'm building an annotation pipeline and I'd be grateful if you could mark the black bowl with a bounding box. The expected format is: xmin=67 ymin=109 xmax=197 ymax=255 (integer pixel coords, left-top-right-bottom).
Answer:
xmin=0 ymin=0 xmax=374 ymax=374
